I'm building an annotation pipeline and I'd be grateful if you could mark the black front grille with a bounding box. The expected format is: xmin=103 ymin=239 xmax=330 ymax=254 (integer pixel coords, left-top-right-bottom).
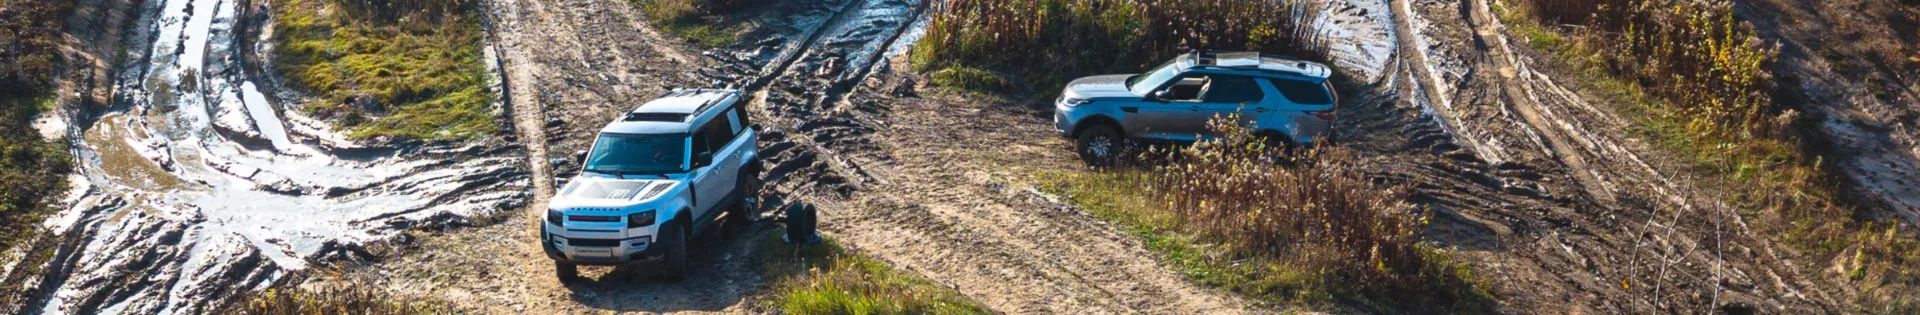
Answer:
xmin=568 ymin=238 xmax=621 ymax=247
xmin=569 ymin=215 xmax=619 ymax=222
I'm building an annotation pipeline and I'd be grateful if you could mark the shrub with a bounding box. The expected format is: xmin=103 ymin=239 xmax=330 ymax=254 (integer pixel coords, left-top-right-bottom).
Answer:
xmin=913 ymin=0 xmax=1330 ymax=92
xmin=273 ymin=0 xmax=497 ymax=141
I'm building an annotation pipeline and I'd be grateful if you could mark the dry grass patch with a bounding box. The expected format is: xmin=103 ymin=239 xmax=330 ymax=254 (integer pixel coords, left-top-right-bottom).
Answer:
xmin=1042 ymin=119 xmax=1491 ymax=312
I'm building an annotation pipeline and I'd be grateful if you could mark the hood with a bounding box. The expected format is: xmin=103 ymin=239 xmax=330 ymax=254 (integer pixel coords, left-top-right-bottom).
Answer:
xmin=556 ymin=177 xmax=679 ymax=206
xmin=1063 ymin=74 xmax=1141 ymax=99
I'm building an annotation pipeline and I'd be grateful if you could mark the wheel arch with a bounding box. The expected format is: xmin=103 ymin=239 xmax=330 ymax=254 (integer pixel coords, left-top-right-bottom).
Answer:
xmin=1072 ymin=115 xmax=1123 ymax=138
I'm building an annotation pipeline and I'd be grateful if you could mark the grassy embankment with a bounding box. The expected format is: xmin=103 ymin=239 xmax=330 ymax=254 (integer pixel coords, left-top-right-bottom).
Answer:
xmin=635 ymin=0 xmax=749 ymax=47
xmin=757 ymin=229 xmax=992 ymax=314
xmin=911 ymin=2 xmax=1490 ymax=311
xmin=0 ymin=0 xmax=77 ymax=308
xmin=272 ymin=0 xmax=496 ymax=141
xmin=1498 ymin=0 xmax=1919 ymax=311
xmin=0 ymin=0 xmax=75 ymax=262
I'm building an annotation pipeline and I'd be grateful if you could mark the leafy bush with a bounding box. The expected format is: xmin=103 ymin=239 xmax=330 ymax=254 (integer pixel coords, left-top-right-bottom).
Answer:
xmin=273 ymin=0 xmax=497 ymax=141
xmin=912 ymin=0 xmax=1330 ymax=92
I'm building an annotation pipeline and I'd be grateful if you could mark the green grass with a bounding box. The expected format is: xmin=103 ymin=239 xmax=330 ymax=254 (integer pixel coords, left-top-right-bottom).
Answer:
xmin=1494 ymin=1 xmax=1920 ymax=311
xmin=271 ymin=0 xmax=497 ymax=141
xmin=1035 ymin=168 xmax=1491 ymax=313
xmin=926 ymin=66 xmax=1008 ymax=95
xmin=757 ymin=229 xmax=992 ymax=314
xmin=637 ymin=0 xmax=741 ymax=48
xmin=220 ymin=286 xmax=451 ymax=315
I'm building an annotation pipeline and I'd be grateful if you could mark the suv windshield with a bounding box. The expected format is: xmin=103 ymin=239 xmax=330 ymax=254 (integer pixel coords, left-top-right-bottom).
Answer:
xmin=1127 ymin=58 xmax=1183 ymax=94
xmin=584 ymin=133 xmax=687 ymax=175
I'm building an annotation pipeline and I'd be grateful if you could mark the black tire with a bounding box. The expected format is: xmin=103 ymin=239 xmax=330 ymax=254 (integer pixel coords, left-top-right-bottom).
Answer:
xmin=660 ymin=221 xmax=690 ymax=282
xmin=1075 ymin=124 xmax=1125 ymax=166
xmin=1260 ymin=132 xmax=1297 ymax=157
xmin=555 ymin=261 xmax=578 ymax=281
xmin=729 ymin=173 xmax=762 ymax=227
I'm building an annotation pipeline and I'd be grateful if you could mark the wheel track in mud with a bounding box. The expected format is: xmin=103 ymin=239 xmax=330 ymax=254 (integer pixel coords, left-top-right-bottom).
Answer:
xmin=1377 ymin=0 xmax=1843 ymax=312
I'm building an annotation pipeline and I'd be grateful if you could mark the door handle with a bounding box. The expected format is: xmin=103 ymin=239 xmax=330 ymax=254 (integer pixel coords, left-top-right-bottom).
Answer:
xmin=1189 ymin=106 xmax=1202 ymax=111
xmin=1121 ymin=107 xmax=1138 ymax=113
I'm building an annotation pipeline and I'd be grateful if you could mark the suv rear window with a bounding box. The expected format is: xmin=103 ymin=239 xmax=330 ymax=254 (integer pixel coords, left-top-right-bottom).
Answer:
xmin=1267 ymin=78 xmax=1334 ymax=105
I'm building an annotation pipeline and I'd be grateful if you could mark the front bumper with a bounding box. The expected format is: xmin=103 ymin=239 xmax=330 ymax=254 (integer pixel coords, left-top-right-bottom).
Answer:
xmin=541 ymin=223 xmax=666 ymax=265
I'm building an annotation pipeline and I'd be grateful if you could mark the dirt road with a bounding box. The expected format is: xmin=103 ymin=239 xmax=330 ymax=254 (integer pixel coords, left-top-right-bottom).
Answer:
xmin=339 ymin=0 xmax=1256 ymax=313
xmin=341 ymin=0 xmax=1888 ymax=313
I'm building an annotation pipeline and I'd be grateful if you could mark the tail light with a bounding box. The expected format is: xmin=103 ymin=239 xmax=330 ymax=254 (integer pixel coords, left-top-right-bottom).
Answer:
xmin=1309 ymin=110 xmax=1337 ymax=121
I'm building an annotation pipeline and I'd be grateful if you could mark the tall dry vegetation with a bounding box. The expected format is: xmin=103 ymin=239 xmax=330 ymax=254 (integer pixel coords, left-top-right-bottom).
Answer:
xmin=1122 ymin=119 xmax=1488 ymax=311
xmin=1521 ymin=0 xmax=1777 ymax=141
xmin=912 ymin=0 xmax=1330 ymax=91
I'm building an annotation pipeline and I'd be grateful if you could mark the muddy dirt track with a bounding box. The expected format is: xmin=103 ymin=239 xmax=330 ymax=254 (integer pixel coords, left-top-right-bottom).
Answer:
xmin=8 ymin=0 xmax=1917 ymax=313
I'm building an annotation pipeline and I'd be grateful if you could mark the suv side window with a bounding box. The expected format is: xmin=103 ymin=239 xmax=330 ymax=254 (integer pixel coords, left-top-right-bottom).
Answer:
xmin=690 ymin=117 xmax=732 ymax=167
xmin=732 ymin=106 xmax=753 ymax=132
xmin=1267 ymin=78 xmax=1334 ymax=105
xmin=1202 ymin=76 xmax=1263 ymax=103
xmin=726 ymin=107 xmax=745 ymax=135
xmin=1160 ymin=75 xmax=1210 ymax=102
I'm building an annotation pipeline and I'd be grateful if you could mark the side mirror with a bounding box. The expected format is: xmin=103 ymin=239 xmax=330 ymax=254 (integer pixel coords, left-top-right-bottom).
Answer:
xmin=1149 ymin=90 xmax=1170 ymax=102
xmin=573 ymin=150 xmax=588 ymax=166
xmin=695 ymin=151 xmax=715 ymax=168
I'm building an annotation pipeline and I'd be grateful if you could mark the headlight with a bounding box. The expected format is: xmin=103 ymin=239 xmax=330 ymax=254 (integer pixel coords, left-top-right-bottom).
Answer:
xmin=627 ymin=211 xmax=656 ymax=228
xmin=546 ymin=209 xmax=563 ymax=227
xmin=1061 ymin=97 xmax=1092 ymax=107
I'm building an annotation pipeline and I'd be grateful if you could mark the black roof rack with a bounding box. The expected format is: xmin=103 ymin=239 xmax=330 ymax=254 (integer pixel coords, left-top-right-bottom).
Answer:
xmin=623 ymin=112 xmax=690 ymax=122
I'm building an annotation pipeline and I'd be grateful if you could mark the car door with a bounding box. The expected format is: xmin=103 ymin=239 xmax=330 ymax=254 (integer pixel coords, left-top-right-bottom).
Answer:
xmin=1126 ymin=74 xmax=1215 ymax=141
xmin=688 ymin=117 xmax=733 ymax=224
xmin=1192 ymin=75 xmax=1266 ymax=138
